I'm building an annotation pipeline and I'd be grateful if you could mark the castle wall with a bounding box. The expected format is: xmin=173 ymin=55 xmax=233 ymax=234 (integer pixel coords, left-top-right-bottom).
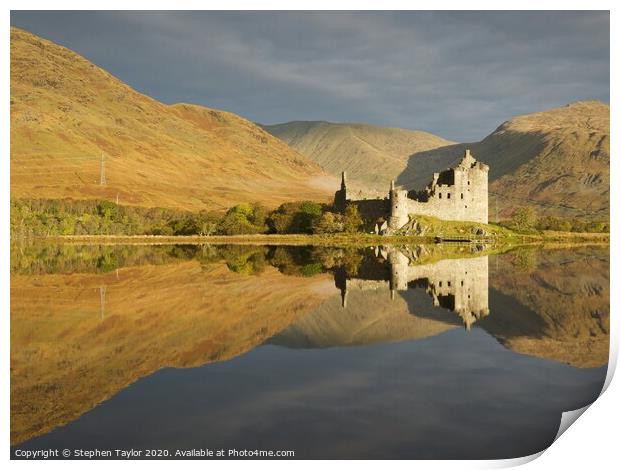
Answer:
xmin=354 ymin=199 xmax=390 ymax=223
xmin=401 ymin=164 xmax=488 ymax=225
xmin=337 ymin=150 xmax=489 ymax=230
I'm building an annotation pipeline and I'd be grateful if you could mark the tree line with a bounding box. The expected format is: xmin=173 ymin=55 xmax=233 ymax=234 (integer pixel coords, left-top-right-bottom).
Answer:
xmin=10 ymin=198 xmax=608 ymax=239
xmin=502 ymin=207 xmax=609 ymax=234
xmin=10 ymin=198 xmax=364 ymax=238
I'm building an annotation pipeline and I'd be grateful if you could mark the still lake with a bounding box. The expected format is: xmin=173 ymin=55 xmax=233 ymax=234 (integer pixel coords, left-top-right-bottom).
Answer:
xmin=10 ymin=243 xmax=609 ymax=459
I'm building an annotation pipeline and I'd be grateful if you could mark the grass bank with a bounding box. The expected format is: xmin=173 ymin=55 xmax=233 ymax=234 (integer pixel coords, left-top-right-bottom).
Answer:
xmin=45 ymin=230 xmax=609 ymax=247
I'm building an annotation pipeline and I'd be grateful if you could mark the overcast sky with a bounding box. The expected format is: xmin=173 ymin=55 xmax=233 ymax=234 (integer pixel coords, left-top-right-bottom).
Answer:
xmin=11 ymin=11 xmax=609 ymax=142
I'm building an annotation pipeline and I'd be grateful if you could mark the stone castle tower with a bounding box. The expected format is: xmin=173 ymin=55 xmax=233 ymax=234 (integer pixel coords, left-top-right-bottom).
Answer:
xmin=334 ymin=171 xmax=347 ymax=213
xmin=335 ymin=149 xmax=489 ymax=231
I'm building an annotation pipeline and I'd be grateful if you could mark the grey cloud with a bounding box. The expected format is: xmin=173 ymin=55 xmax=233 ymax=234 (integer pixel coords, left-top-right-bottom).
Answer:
xmin=11 ymin=11 xmax=609 ymax=141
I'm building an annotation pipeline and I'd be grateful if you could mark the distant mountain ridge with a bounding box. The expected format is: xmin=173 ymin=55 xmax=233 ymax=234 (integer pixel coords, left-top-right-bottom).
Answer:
xmin=266 ymin=101 xmax=609 ymax=220
xmin=10 ymin=27 xmax=335 ymax=211
xmin=262 ymin=120 xmax=454 ymax=191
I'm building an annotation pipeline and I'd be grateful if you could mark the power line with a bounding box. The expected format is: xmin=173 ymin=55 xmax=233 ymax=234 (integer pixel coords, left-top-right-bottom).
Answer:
xmin=100 ymin=153 xmax=106 ymax=186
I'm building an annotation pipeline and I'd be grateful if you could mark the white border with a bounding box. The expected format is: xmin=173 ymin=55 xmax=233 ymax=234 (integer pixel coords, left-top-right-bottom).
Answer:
xmin=2 ymin=2 xmax=616 ymax=468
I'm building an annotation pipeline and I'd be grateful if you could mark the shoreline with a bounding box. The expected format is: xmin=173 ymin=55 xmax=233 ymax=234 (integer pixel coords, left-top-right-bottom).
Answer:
xmin=33 ymin=232 xmax=610 ymax=247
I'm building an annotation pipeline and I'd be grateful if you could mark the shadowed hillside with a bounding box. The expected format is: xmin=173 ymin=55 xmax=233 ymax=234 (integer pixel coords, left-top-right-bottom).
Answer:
xmin=396 ymin=101 xmax=610 ymax=219
xmin=10 ymin=28 xmax=335 ymax=211
xmin=263 ymin=121 xmax=453 ymax=191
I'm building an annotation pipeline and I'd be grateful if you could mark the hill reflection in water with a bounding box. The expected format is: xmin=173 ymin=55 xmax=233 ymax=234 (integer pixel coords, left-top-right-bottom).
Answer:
xmin=11 ymin=243 xmax=609 ymax=458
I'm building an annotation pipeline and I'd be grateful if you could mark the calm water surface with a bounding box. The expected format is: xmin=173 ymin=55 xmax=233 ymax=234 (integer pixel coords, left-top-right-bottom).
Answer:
xmin=10 ymin=243 xmax=609 ymax=459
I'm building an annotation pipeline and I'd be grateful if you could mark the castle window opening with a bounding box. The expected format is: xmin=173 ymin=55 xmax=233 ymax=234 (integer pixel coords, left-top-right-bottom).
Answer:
xmin=461 ymin=193 xmax=464 ymax=199
xmin=439 ymin=281 xmax=442 ymax=287
xmin=439 ymin=193 xmax=442 ymax=199
xmin=448 ymin=281 xmax=451 ymax=287
xmin=447 ymin=193 xmax=451 ymax=199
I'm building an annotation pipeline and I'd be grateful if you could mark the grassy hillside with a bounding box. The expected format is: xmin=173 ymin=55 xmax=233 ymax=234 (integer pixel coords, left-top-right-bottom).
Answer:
xmin=396 ymin=101 xmax=610 ymax=220
xmin=263 ymin=121 xmax=454 ymax=191
xmin=10 ymin=28 xmax=335 ymax=211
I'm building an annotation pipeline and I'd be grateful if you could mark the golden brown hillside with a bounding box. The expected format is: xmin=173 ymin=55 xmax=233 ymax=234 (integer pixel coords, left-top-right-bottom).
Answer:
xmin=10 ymin=28 xmax=335 ymax=211
xmin=263 ymin=121 xmax=454 ymax=191
xmin=10 ymin=259 xmax=336 ymax=445
xmin=396 ymin=101 xmax=610 ymax=219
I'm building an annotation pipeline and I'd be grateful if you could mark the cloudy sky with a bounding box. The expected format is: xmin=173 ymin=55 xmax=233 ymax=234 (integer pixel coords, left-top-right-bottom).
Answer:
xmin=11 ymin=11 xmax=609 ymax=141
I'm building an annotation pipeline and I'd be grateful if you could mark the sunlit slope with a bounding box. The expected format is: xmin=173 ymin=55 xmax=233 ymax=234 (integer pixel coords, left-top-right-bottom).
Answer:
xmin=10 ymin=261 xmax=336 ymax=445
xmin=263 ymin=121 xmax=454 ymax=191
xmin=396 ymin=101 xmax=610 ymax=219
xmin=10 ymin=27 xmax=335 ymax=211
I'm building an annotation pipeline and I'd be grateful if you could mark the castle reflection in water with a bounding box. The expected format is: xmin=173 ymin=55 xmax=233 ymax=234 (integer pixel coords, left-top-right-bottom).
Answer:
xmin=335 ymin=246 xmax=489 ymax=330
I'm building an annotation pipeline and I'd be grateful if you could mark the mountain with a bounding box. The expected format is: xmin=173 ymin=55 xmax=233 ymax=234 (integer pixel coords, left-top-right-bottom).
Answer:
xmin=262 ymin=121 xmax=454 ymax=191
xmin=266 ymin=102 xmax=609 ymax=220
xmin=10 ymin=27 xmax=335 ymax=211
xmin=396 ymin=101 xmax=609 ymax=220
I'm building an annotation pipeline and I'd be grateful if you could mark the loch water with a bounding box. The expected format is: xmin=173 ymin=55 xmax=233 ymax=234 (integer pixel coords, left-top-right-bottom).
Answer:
xmin=10 ymin=243 xmax=609 ymax=459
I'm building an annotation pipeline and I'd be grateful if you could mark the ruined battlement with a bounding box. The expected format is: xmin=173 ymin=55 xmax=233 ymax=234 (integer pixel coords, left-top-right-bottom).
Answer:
xmin=335 ymin=149 xmax=489 ymax=232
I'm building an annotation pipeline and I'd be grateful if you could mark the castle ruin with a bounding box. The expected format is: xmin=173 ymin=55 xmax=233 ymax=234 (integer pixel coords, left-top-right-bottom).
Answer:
xmin=335 ymin=149 xmax=489 ymax=231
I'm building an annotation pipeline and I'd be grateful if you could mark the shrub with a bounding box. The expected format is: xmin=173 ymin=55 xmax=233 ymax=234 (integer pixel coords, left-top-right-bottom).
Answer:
xmin=508 ymin=207 xmax=537 ymax=233
xmin=313 ymin=211 xmax=345 ymax=234
xmin=267 ymin=201 xmax=323 ymax=234
xmin=217 ymin=204 xmax=266 ymax=235
xmin=343 ymin=205 xmax=363 ymax=233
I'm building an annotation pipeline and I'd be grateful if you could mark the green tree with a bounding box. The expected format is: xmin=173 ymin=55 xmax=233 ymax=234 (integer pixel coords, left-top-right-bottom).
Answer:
xmin=312 ymin=211 xmax=344 ymax=234
xmin=97 ymin=200 xmax=118 ymax=220
xmin=510 ymin=207 xmax=537 ymax=232
xmin=343 ymin=205 xmax=363 ymax=233
xmin=218 ymin=204 xmax=265 ymax=235
xmin=267 ymin=201 xmax=323 ymax=234
xmin=195 ymin=210 xmax=221 ymax=236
